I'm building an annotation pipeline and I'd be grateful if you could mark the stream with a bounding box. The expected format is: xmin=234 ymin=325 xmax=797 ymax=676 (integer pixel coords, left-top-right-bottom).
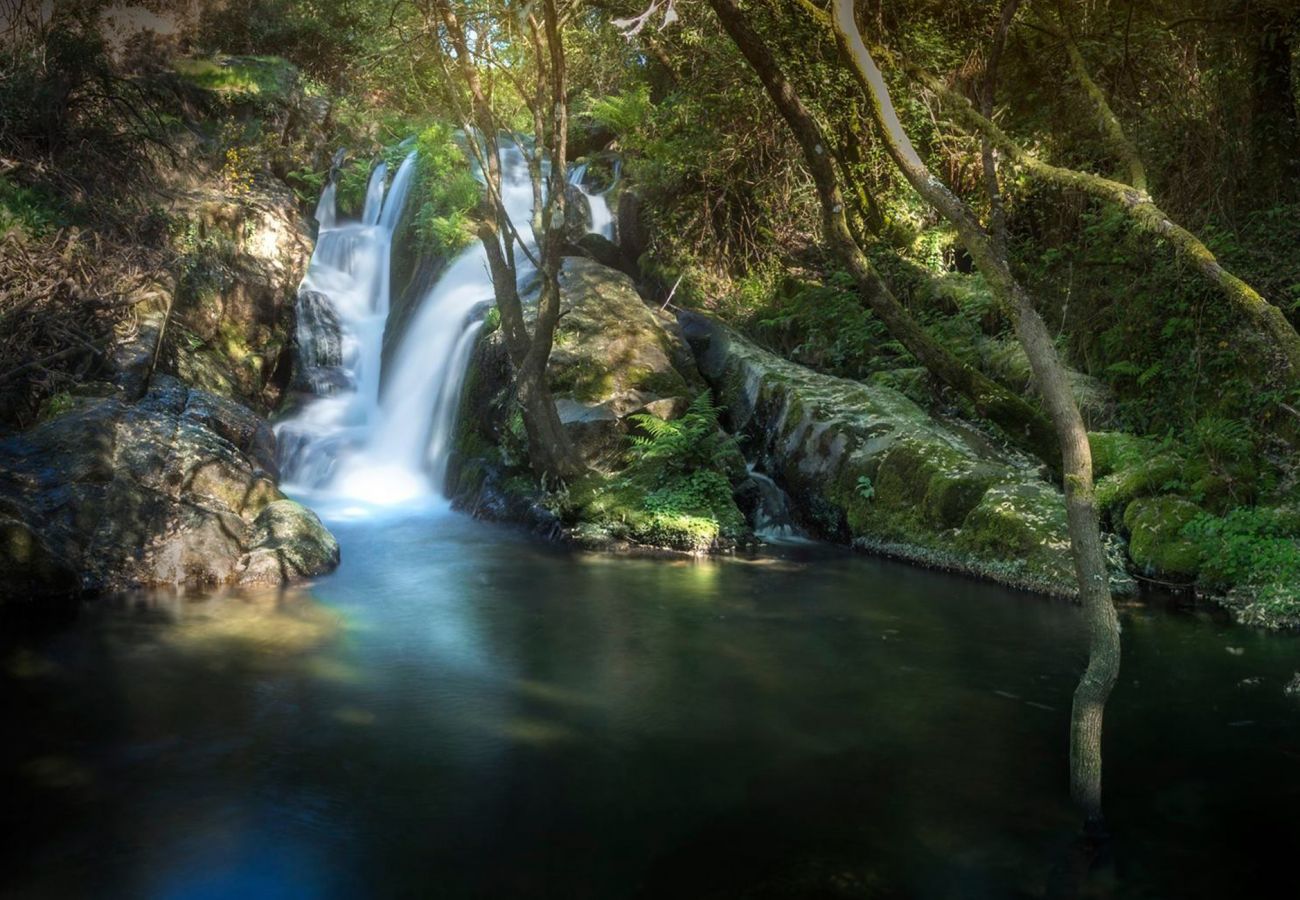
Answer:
xmin=2 ymin=147 xmax=1297 ymax=899
xmin=1 ymin=509 xmax=1298 ymax=898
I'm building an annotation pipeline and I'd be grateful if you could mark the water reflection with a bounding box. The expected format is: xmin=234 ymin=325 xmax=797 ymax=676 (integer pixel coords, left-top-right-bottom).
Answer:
xmin=1 ymin=509 xmax=1298 ymax=898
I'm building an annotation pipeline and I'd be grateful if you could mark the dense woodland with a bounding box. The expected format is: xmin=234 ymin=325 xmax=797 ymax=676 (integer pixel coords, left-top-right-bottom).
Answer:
xmin=3 ymin=0 xmax=1300 ymax=845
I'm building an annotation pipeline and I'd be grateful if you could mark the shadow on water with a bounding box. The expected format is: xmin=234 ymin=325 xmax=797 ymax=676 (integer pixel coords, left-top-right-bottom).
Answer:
xmin=1 ymin=508 xmax=1298 ymax=898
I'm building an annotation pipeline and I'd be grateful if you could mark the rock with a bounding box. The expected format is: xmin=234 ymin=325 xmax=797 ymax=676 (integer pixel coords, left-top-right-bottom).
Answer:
xmin=448 ymin=258 xmax=746 ymax=554
xmin=555 ymin=398 xmax=624 ymax=468
xmin=0 ymin=377 xmax=338 ymax=599
xmin=682 ymin=313 xmax=1121 ymax=597
xmin=239 ymin=500 xmax=340 ymax=584
xmin=0 ymin=513 xmax=78 ymax=598
xmin=1285 ymin=674 xmax=1300 ymax=698
xmin=548 ymin=257 xmax=696 ymax=405
xmin=1096 ymin=450 xmax=1186 ymax=517
xmin=573 ymin=232 xmax=639 ymax=280
xmin=616 ymin=189 xmax=648 ymax=263
xmin=158 ymin=172 xmax=312 ymax=415
xmin=564 ymin=184 xmax=592 ymax=243
xmin=1122 ymin=495 xmax=1204 ymax=581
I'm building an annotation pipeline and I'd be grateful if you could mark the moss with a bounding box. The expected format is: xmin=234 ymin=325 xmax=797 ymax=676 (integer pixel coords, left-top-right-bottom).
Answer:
xmin=1123 ymin=495 xmax=1204 ymax=579
xmin=1095 ymin=451 xmax=1186 ymax=515
xmin=562 ymin=464 xmax=746 ymax=553
xmin=173 ymin=56 xmax=297 ymax=102
xmin=1088 ymin=431 xmax=1154 ymax=479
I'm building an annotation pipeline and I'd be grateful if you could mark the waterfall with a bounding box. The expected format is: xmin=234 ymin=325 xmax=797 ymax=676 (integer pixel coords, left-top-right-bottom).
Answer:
xmin=277 ymin=140 xmax=538 ymax=511
xmin=568 ymin=160 xmax=616 ymax=240
xmin=747 ymin=465 xmax=808 ymax=543
xmin=314 ymin=182 xmax=337 ymax=231
xmin=361 ymin=162 xmax=388 ymax=226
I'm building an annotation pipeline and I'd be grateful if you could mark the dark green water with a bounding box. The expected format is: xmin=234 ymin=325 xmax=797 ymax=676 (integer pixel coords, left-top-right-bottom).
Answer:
xmin=2 ymin=507 xmax=1298 ymax=898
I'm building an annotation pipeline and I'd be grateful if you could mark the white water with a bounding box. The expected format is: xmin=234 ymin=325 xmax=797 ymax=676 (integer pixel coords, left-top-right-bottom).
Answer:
xmin=568 ymin=160 xmax=616 ymax=240
xmin=277 ymin=142 xmax=539 ymax=512
xmin=747 ymin=465 xmax=810 ymax=544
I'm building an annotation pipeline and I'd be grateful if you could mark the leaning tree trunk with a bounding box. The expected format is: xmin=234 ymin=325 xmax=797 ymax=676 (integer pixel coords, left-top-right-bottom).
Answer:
xmin=895 ymin=55 xmax=1300 ymax=385
xmin=705 ymin=0 xmax=1060 ymax=469
xmin=829 ymin=0 xmax=1120 ymax=828
xmin=437 ymin=0 xmax=584 ymax=482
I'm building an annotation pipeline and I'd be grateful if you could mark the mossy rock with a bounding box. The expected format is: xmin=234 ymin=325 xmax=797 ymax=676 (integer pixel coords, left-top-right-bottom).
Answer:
xmin=546 ymin=257 xmax=695 ymax=404
xmin=682 ymin=313 xmax=1088 ymax=597
xmin=240 ymin=500 xmax=341 ymax=584
xmin=1122 ymin=495 xmax=1204 ymax=580
xmin=1096 ymin=451 xmax=1186 ymax=516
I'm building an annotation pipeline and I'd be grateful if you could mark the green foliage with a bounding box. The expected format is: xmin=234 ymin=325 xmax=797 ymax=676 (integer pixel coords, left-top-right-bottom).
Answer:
xmin=173 ymin=56 xmax=296 ymax=100
xmin=747 ymin=271 xmax=901 ymax=379
xmin=855 ymin=476 xmax=876 ymax=501
xmin=585 ymin=85 xmax=652 ymax=136
xmin=0 ymin=178 xmax=62 ymax=236
xmin=1184 ymin=508 xmax=1300 ymax=625
xmin=628 ymin=392 xmax=736 ymax=474
xmin=334 ymin=124 xmax=479 ymax=257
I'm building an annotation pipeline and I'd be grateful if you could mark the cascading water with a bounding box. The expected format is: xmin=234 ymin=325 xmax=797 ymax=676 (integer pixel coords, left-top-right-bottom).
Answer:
xmin=568 ymin=160 xmax=618 ymax=240
xmin=277 ymin=141 xmax=539 ymax=511
xmin=746 ymin=465 xmax=808 ymax=543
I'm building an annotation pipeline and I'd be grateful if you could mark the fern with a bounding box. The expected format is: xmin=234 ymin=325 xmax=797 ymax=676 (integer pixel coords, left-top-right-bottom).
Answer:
xmin=628 ymin=391 xmax=735 ymax=473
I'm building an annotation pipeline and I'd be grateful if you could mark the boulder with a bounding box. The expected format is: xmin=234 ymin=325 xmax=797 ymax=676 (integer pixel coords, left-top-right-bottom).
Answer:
xmin=0 ymin=376 xmax=339 ymax=600
xmin=682 ymin=314 xmax=1133 ymax=597
xmin=448 ymin=258 xmax=746 ymax=553
xmin=1122 ymin=495 xmax=1204 ymax=581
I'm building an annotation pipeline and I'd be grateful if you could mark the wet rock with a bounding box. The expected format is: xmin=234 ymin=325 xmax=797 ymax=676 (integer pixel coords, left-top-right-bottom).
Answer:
xmin=239 ymin=500 xmax=340 ymax=585
xmin=0 ymin=376 xmax=338 ymax=599
xmin=158 ymin=174 xmax=312 ymax=414
xmin=448 ymin=258 xmax=746 ymax=553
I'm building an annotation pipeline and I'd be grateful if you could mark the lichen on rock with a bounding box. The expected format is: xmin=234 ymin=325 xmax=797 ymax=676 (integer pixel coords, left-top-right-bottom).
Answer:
xmin=683 ymin=314 xmax=1128 ymax=597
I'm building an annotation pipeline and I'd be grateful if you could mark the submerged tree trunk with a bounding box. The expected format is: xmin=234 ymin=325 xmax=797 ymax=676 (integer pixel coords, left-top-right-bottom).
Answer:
xmin=705 ymin=0 xmax=1060 ymax=469
xmin=828 ymin=0 xmax=1120 ymax=827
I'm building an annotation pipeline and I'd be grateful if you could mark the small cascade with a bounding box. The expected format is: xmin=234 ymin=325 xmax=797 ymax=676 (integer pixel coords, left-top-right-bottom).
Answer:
xmin=568 ymin=159 xmax=616 ymax=241
xmin=314 ymin=182 xmax=337 ymax=231
xmin=276 ymin=153 xmax=418 ymax=493
xmin=747 ymin=465 xmax=807 ymax=543
xmin=277 ymin=140 xmax=540 ymax=510
xmin=362 ymin=162 xmax=388 ymax=226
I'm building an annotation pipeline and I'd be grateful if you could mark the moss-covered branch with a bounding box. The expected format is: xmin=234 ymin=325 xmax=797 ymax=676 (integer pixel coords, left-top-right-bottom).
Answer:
xmin=903 ymin=61 xmax=1300 ymax=383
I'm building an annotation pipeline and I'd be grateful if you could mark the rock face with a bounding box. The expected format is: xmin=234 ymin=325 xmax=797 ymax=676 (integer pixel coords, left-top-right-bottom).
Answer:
xmin=0 ymin=376 xmax=338 ymax=599
xmin=1123 ymin=495 xmax=1203 ymax=581
xmin=453 ymin=256 xmax=702 ymax=489
xmin=681 ymin=314 xmax=1131 ymax=597
xmin=448 ymin=258 xmax=748 ymax=551
xmin=159 ymin=177 xmax=313 ymax=414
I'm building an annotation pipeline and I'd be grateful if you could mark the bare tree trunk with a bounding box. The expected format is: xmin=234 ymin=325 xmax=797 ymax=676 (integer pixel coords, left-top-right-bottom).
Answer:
xmin=829 ymin=0 xmax=1120 ymax=827
xmin=705 ymin=0 xmax=1060 ymax=469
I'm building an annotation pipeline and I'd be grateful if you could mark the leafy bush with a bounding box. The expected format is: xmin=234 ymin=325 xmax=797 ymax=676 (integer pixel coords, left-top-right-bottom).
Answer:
xmin=628 ymin=391 xmax=737 ymax=475
xmin=747 ymin=270 xmax=901 ymax=379
xmin=585 ymin=85 xmax=653 ymax=137
xmin=1184 ymin=508 xmax=1300 ymax=625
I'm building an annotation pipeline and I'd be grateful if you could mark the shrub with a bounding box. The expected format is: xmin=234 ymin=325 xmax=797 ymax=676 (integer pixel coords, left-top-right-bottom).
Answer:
xmin=1184 ymin=507 xmax=1300 ymax=625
